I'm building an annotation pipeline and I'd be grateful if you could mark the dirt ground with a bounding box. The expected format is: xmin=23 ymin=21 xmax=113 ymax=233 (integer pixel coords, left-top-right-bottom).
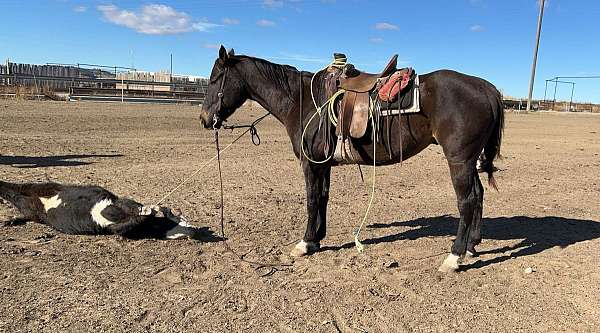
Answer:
xmin=0 ymin=100 xmax=599 ymax=333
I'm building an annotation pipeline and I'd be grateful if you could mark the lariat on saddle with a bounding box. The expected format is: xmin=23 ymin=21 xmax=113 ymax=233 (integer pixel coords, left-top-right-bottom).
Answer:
xmin=299 ymin=55 xmax=347 ymax=164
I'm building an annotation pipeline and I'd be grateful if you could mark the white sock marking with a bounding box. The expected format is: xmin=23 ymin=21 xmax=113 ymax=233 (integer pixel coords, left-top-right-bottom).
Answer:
xmin=441 ymin=254 xmax=461 ymax=271
xmin=295 ymin=240 xmax=308 ymax=253
xmin=39 ymin=195 xmax=62 ymax=212
xmin=90 ymin=199 xmax=114 ymax=227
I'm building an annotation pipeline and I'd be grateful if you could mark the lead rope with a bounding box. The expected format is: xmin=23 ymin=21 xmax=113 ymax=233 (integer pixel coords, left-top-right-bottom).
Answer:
xmin=214 ymin=117 xmax=225 ymax=237
xmin=154 ymin=115 xmax=267 ymax=206
xmin=213 ymin=118 xmax=292 ymax=276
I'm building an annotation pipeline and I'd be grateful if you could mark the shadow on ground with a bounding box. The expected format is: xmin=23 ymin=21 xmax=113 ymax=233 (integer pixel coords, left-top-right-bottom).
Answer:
xmin=322 ymin=215 xmax=600 ymax=269
xmin=0 ymin=154 xmax=123 ymax=168
xmin=125 ymin=222 xmax=224 ymax=243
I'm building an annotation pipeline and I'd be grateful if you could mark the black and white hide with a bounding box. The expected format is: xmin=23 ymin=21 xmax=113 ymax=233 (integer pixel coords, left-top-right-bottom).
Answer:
xmin=0 ymin=181 xmax=199 ymax=239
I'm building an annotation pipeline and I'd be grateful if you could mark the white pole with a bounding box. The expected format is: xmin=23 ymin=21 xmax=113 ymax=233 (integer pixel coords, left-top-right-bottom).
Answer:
xmin=526 ymin=0 xmax=545 ymax=112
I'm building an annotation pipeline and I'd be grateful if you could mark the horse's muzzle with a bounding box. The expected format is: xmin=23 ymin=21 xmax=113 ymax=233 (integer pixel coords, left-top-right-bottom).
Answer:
xmin=199 ymin=109 xmax=213 ymax=129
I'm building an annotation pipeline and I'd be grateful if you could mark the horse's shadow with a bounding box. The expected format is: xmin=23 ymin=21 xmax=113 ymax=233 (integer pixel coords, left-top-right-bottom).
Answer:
xmin=322 ymin=215 xmax=600 ymax=269
xmin=0 ymin=154 xmax=123 ymax=168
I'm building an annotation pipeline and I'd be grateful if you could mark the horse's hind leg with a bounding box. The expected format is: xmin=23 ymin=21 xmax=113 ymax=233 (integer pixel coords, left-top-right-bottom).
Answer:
xmin=439 ymin=161 xmax=479 ymax=273
xmin=466 ymin=174 xmax=484 ymax=257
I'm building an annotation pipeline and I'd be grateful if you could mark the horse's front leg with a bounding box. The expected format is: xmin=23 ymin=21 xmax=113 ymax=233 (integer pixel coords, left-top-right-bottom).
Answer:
xmin=290 ymin=162 xmax=331 ymax=257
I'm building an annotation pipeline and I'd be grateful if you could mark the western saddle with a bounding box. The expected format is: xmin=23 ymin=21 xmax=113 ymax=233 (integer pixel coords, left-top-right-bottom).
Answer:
xmin=325 ymin=53 xmax=415 ymax=163
xmin=339 ymin=54 xmax=399 ymax=93
xmin=333 ymin=54 xmax=399 ymax=140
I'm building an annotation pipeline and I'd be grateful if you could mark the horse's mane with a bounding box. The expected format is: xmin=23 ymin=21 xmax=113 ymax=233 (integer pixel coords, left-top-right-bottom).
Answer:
xmin=233 ymin=55 xmax=331 ymax=105
xmin=234 ymin=55 xmax=298 ymax=100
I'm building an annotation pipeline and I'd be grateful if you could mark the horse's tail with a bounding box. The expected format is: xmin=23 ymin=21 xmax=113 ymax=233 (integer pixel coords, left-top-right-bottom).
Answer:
xmin=481 ymin=90 xmax=504 ymax=191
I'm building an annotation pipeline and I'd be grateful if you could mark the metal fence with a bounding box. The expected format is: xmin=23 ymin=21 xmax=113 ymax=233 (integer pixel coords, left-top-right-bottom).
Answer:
xmin=0 ymin=61 xmax=208 ymax=104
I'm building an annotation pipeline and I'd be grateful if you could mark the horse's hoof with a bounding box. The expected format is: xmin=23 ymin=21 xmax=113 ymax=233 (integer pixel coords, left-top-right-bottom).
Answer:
xmin=290 ymin=240 xmax=320 ymax=257
xmin=438 ymin=254 xmax=462 ymax=273
xmin=465 ymin=250 xmax=477 ymax=258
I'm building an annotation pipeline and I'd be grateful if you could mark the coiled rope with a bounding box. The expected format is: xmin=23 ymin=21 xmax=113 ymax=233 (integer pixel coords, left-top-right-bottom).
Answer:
xmin=301 ymin=55 xmax=347 ymax=164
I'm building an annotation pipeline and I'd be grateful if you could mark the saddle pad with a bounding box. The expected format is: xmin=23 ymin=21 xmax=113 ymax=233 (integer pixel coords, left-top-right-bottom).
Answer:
xmin=378 ymin=68 xmax=414 ymax=102
xmin=376 ymin=74 xmax=420 ymax=114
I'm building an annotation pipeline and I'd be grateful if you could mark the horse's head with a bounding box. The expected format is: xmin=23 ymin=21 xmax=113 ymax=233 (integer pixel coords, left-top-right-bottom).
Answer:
xmin=200 ymin=46 xmax=249 ymax=129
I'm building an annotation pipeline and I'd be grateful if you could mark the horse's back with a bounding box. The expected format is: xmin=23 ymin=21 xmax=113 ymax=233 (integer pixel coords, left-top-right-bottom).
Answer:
xmin=422 ymin=69 xmax=501 ymax=102
xmin=420 ymin=69 xmax=503 ymax=162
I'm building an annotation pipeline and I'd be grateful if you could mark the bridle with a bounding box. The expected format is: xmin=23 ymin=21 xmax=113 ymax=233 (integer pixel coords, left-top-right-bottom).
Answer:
xmin=212 ymin=66 xmax=230 ymax=129
xmin=211 ymin=64 xmax=267 ymax=145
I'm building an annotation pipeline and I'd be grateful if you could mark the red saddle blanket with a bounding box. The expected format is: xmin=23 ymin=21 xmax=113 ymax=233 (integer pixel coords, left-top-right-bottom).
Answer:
xmin=378 ymin=68 xmax=414 ymax=102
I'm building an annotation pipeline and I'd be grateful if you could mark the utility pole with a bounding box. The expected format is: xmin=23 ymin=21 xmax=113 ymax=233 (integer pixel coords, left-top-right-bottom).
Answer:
xmin=170 ymin=53 xmax=173 ymax=82
xmin=526 ymin=0 xmax=545 ymax=112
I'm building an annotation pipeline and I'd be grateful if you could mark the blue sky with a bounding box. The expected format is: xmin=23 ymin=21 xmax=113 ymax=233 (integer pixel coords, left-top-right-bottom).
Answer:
xmin=1 ymin=0 xmax=599 ymax=102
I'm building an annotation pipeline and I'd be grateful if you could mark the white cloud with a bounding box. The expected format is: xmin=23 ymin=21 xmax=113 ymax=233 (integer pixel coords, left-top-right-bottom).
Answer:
xmin=222 ymin=18 xmax=240 ymax=25
xmin=257 ymin=19 xmax=276 ymax=27
xmin=203 ymin=44 xmax=221 ymax=50
xmin=470 ymin=24 xmax=484 ymax=32
xmin=263 ymin=0 xmax=284 ymax=8
xmin=375 ymin=22 xmax=399 ymax=30
xmin=73 ymin=5 xmax=87 ymax=13
xmin=97 ymin=4 xmax=219 ymax=35
xmin=269 ymin=52 xmax=328 ymax=64
xmin=370 ymin=37 xmax=384 ymax=43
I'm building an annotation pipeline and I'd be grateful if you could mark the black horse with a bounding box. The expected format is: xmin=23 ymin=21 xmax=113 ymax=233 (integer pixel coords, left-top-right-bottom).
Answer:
xmin=199 ymin=46 xmax=504 ymax=272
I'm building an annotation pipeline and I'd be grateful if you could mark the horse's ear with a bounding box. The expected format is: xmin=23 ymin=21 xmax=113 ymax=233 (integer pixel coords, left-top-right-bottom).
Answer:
xmin=218 ymin=45 xmax=228 ymax=61
xmin=227 ymin=48 xmax=235 ymax=56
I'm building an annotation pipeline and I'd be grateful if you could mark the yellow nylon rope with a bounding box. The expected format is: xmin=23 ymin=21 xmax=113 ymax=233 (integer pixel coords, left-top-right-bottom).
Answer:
xmin=353 ymin=103 xmax=377 ymax=252
xmin=303 ymin=55 xmax=378 ymax=253
xmin=300 ymin=90 xmax=344 ymax=164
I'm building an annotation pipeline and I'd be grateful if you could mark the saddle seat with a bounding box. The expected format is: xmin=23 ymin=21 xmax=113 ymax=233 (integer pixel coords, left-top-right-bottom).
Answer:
xmin=333 ymin=54 xmax=400 ymax=140
xmin=325 ymin=53 xmax=417 ymax=164
xmin=339 ymin=54 xmax=398 ymax=93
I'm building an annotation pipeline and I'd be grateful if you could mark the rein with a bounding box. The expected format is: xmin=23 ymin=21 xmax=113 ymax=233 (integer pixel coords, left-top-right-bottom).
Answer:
xmin=222 ymin=118 xmax=264 ymax=146
xmin=210 ymin=65 xmax=291 ymax=275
